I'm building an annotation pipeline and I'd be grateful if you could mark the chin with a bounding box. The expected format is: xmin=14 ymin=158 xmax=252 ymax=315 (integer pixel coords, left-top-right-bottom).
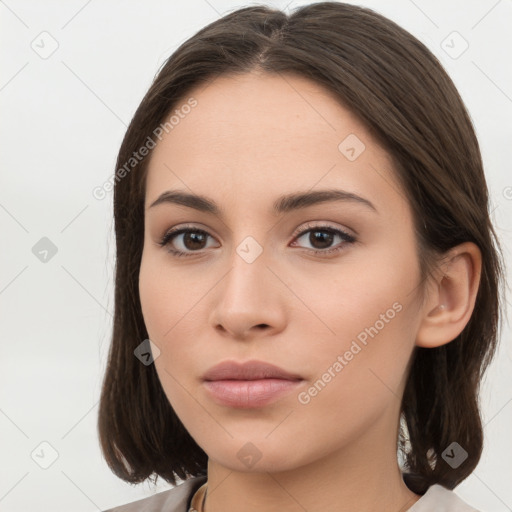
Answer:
xmin=204 ymin=437 xmax=308 ymax=474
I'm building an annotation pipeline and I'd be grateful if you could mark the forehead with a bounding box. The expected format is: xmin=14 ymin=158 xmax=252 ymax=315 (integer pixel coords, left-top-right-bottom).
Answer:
xmin=144 ymin=71 xmax=402 ymax=215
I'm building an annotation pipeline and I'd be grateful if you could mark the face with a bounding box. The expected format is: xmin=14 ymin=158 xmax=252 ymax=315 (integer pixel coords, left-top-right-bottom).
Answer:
xmin=139 ymin=71 xmax=425 ymax=473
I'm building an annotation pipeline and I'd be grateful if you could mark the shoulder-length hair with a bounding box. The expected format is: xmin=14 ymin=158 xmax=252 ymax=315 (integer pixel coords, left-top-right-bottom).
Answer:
xmin=98 ymin=1 xmax=504 ymax=494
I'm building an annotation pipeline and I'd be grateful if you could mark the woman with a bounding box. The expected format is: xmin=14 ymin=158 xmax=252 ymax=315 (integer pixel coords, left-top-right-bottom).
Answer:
xmin=98 ymin=3 xmax=504 ymax=511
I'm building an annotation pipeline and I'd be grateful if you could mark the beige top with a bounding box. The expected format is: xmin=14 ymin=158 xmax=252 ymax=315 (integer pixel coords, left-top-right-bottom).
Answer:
xmin=102 ymin=475 xmax=482 ymax=512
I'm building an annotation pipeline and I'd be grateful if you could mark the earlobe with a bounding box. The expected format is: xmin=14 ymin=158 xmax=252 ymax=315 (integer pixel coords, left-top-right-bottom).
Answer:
xmin=416 ymin=242 xmax=482 ymax=349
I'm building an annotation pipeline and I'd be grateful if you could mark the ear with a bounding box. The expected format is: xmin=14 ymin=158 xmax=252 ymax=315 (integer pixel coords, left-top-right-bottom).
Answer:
xmin=416 ymin=242 xmax=482 ymax=348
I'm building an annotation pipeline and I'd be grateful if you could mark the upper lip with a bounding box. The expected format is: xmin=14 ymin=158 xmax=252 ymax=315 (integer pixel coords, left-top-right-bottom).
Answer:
xmin=203 ymin=360 xmax=302 ymax=381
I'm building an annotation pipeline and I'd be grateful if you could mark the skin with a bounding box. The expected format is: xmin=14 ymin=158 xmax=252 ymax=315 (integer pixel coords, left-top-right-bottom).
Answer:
xmin=139 ymin=71 xmax=482 ymax=512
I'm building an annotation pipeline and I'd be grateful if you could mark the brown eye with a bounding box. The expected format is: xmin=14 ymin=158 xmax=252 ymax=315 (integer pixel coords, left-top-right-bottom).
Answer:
xmin=159 ymin=228 xmax=218 ymax=257
xmin=291 ymin=224 xmax=356 ymax=255
xmin=306 ymin=229 xmax=336 ymax=250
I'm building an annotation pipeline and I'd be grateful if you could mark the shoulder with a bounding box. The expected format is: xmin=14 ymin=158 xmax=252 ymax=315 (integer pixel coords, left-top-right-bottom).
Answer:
xmin=409 ymin=484 xmax=482 ymax=512
xmin=102 ymin=476 xmax=208 ymax=512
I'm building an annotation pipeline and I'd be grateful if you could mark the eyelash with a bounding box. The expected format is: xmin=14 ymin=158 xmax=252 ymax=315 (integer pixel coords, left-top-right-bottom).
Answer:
xmin=157 ymin=222 xmax=356 ymax=258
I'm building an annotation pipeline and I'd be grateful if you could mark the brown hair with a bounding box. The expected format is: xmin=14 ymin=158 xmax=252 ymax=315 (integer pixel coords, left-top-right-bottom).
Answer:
xmin=98 ymin=2 xmax=504 ymax=494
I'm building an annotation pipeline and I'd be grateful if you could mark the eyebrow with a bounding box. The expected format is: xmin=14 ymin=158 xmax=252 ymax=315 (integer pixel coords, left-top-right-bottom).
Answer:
xmin=147 ymin=188 xmax=377 ymax=216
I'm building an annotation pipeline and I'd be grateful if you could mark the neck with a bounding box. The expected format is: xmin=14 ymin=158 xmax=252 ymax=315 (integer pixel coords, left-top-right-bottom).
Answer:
xmin=203 ymin=418 xmax=421 ymax=512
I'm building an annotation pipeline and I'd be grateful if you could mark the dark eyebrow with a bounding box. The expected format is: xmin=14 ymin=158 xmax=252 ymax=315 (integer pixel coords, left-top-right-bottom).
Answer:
xmin=147 ymin=189 xmax=377 ymax=216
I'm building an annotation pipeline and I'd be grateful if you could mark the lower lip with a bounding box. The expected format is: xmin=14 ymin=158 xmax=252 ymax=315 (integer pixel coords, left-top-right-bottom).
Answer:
xmin=203 ymin=378 xmax=302 ymax=408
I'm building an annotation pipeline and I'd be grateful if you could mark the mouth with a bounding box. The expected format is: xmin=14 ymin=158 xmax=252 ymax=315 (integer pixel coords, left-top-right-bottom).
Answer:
xmin=202 ymin=360 xmax=304 ymax=408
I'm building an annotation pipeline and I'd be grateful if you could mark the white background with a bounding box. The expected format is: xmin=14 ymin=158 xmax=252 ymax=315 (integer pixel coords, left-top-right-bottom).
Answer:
xmin=0 ymin=0 xmax=511 ymax=511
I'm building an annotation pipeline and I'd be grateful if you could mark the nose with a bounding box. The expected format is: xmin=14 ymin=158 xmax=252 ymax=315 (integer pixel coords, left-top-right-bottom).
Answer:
xmin=208 ymin=247 xmax=287 ymax=341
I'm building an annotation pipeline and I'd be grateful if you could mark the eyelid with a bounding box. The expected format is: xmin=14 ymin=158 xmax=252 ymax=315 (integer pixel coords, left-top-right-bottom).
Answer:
xmin=159 ymin=223 xmax=218 ymax=247
xmin=161 ymin=220 xmax=353 ymax=240
xmin=158 ymin=220 xmax=356 ymax=257
xmin=290 ymin=220 xmax=355 ymax=239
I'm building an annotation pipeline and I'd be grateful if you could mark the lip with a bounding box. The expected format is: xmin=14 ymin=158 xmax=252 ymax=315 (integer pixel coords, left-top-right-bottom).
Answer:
xmin=202 ymin=360 xmax=303 ymax=408
xmin=203 ymin=360 xmax=302 ymax=381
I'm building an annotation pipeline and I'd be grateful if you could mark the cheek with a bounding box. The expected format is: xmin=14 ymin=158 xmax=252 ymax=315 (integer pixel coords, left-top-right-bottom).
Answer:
xmin=289 ymin=280 xmax=417 ymax=459
xmin=139 ymin=250 xmax=210 ymax=387
xmin=139 ymin=260 xmax=198 ymax=419
xmin=139 ymin=249 xmax=192 ymax=343
xmin=295 ymin=243 xmax=418 ymax=338
xmin=296 ymin=247 xmax=420 ymax=397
